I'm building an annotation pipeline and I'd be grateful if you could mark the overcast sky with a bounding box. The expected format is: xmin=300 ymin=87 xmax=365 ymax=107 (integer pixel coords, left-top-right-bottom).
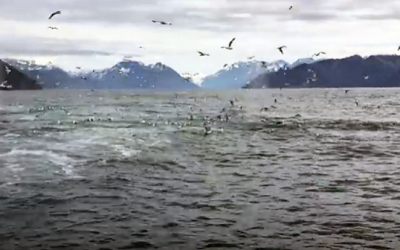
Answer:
xmin=1 ymin=0 xmax=400 ymax=75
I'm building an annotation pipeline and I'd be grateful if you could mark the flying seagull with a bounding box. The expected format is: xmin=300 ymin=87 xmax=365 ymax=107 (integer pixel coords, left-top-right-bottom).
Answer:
xmin=198 ymin=51 xmax=210 ymax=56
xmin=313 ymin=51 xmax=326 ymax=57
xmin=48 ymin=26 xmax=58 ymax=30
xmin=289 ymin=6 xmax=293 ymax=10
xmin=260 ymin=61 xmax=267 ymax=68
xmin=152 ymin=20 xmax=171 ymax=25
xmin=48 ymin=11 xmax=61 ymax=19
xmin=398 ymin=46 xmax=400 ymax=51
xmin=5 ymin=65 xmax=11 ymax=74
xmin=221 ymin=38 xmax=235 ymax=50
xmin=277 ymin=46 xmax=287 ymax=55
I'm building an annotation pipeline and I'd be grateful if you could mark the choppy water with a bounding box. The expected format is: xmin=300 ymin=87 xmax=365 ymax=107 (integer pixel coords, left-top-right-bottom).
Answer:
xmin=1 ymin=88 xmax=400 ymax=250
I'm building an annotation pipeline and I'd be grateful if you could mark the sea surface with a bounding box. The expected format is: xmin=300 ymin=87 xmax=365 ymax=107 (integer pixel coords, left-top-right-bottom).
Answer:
xmin=1 ymin=88 xmax=400 ymax=250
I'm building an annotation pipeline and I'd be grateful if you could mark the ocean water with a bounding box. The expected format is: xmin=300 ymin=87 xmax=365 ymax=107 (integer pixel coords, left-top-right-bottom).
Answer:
xmin=1 ymin=88 xmax=400 ymax=250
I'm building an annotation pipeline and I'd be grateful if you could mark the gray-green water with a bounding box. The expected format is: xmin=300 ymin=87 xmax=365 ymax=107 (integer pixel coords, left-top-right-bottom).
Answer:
xmin=1 ymin=88 xmax=400 ymax=250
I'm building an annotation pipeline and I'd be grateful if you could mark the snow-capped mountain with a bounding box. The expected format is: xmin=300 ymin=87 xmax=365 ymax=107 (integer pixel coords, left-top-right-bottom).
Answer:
xmin=201 ymin=60 xmax=290 ymax=89
xmin=3 ymin=59 xmax=74 ymax=89
xmin=200 ymin=58 xmax=323 ymax=89
xmin=289 ymin=57 xmax=324 ymax=69
xmin=3 ymin=59 xmax=198 ymax=90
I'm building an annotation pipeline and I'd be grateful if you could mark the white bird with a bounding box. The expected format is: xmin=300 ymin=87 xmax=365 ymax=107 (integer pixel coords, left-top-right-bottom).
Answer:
xmin=198 ymin=51 xmax=210 ymax=56
xmin=221 ymin=38 xmax=236 ymax=50
xmin=5 ymin=66 xmax=11 ymax=74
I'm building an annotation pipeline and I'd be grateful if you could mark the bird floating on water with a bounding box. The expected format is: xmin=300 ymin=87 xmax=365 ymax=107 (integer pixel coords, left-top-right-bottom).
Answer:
xmin=198 ymin=51 xmax=210 ymax=56
xmin=247 ymin=56 xmax=255 ymax=60
xmin=48 ymin=11 xmax=61 ymax=19
xmin=221 ymin=38 xmax=235 ymax=50
xmin=48 ymin=26 xmax=58 ymax=30
xmin=277 ymin=46 xmax=287 ymax=55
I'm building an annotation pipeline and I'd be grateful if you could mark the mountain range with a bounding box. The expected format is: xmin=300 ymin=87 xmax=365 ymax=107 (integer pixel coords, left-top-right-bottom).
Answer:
xmin=4 ymin=54 xmax=400 ymax=91
xmin=3 ymin=59 xmax=199 ymax=90
xmin=245 ymin=55 xmax=400 ymax=89
xmin=2 ymin=57 xmax=320 ymax=90
xmin=200 ymin=58 xmax=319 ymax=89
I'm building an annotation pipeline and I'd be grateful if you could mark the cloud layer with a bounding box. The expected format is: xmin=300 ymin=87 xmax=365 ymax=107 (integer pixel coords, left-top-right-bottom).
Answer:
xmin=1 ymin=0 xmax=400 ymax=74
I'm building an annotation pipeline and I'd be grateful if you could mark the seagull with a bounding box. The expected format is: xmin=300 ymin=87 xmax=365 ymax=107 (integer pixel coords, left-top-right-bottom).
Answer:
xmin=247 ymin=56 xmax=255 ymax=60
xmin=48 ymin=11 xmax=61 ymax=19
xmin=221 ymin=38 xmax=235 ymax=50
xmin=152 ymin=20 xmax=171 ymax=25
xmin=260 ymin=61 xmax=267 ymax=68
xmin=289 ymin=6 xmax=293 ymax=10
xmin=204 ymin=125 xmax=212 ymax=136
xmin=312 ymin=51 xmax=326 ymax=57
xmin=48 ymin=26 xmax=58 ymax=30
xmin=398 ymin=46 xmax=400 ymax=51
xmin=277 ymin=46 xmax=287 ymax=55
xmin=223 ymin=63 xmax=228 ymax=67
xmin=5 ymin=65 xmax=11 ymax=74
xmin=198 ymin=51 xmax=210 ymax=56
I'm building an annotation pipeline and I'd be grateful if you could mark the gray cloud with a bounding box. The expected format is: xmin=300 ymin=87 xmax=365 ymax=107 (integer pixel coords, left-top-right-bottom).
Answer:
xmin=2 ymin=0 xmax=393 ymax=34
xmin=0 ymin=34 xmax=134 ymax=57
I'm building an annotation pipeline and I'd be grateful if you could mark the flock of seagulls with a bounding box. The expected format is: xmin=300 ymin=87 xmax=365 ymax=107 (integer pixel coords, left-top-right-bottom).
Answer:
xmin=3 ymin=6 xmax=375 ymax=93
xmin=8 ymin=7 xmax=369 ymax=136
xmin=42 ymin=6 xmax=328 ymax=84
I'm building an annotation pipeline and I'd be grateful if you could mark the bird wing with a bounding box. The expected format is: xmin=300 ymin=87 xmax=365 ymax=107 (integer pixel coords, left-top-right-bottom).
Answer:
xmin=228 ymin=38 xmax=236 ymax=47
xmin=48 ymin=11 xmax=60 ymax=19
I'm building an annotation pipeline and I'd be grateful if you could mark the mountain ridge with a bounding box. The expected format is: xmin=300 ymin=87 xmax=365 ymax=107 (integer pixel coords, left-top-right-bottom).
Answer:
xmin=0 ymin=60 xmax=42 ymax=90
xmin=245 ymin=54 xmax=400 ymax=89
xmin=4 ymin=58 xmax=199 ymax=90
xmin=200 ymin=58 xmax=321 ymax=89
